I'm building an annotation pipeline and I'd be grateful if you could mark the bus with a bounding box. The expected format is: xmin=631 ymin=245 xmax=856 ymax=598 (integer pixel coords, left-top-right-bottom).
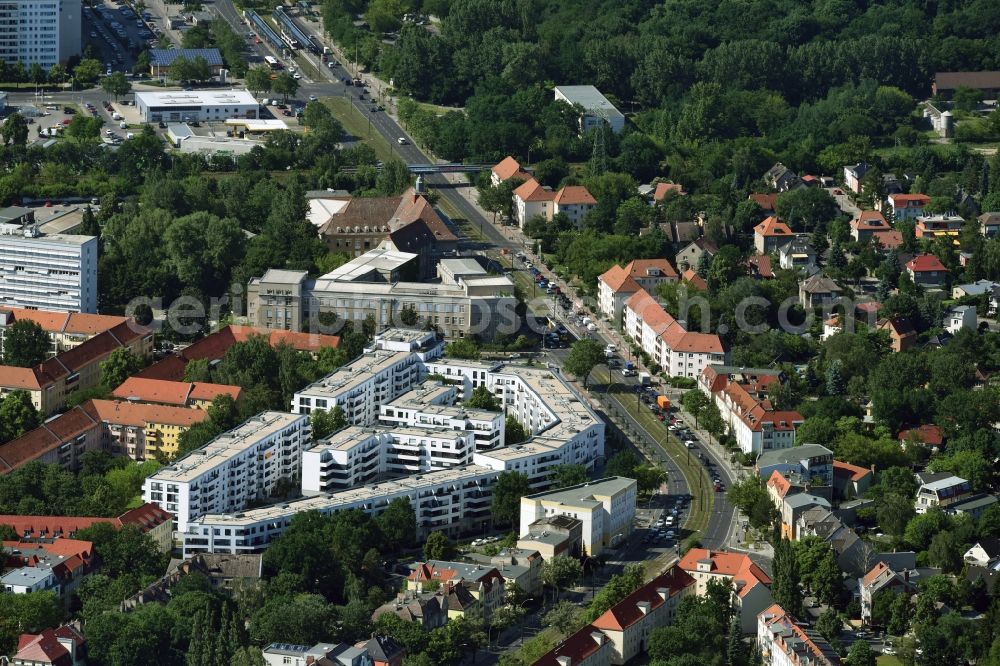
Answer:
xmin=264 ymin=55 xmax=281 ymax=70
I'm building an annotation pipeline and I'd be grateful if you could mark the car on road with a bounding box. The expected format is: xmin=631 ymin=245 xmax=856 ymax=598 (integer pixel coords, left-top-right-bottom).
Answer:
xmin=684 ymin=440 xmax=695 ymax=448
xmin=397 ymin=137 xmax=407 ymax=144
xmin=309 ymin=95 xmax=317 ymax=101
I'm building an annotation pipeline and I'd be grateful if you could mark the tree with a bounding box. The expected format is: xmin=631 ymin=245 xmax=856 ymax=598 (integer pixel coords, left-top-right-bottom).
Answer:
xmin=398 ymin=303 xmax=419 ymax=326
xmin=378 ymin=498 xmax=416 ymax=550
xmin=445 ymin=337 xmax=480 ymax=359
xmin=73 ymin=58 xmax=102 ymax=85
xmin=927 ymin=530 xmax=962 ymax=572
xmin=311 ymin=406 xmax=347 ymax=441
xmin=813 ymin=546 xmax=843 ymax=606
xmin=1 ymin=112 xmax=28 ymax=147
xmin=815 ymin=607 xmax=842 ymax=643
xmin=245 ymin=66 xmax=273 ymax=96
xmin=552 ymin=464 xmax=588 ymax=489
xmin=505 ymin=415 xmax=528 ymax=444
xmin=0 ymin=390 xmax=41 ymax=444
xmin=887 ymin=592 xmax=910 ymax=636
xmin=542 ymin=556 xmax=583 ymax=601
xmin=825 ymin=359 xmax=845 ymax=396
xmin=772 ymin=538 xmax=803 ymax=616
xmin=1 ymin=319 xmax=50 ymax=367
xmin=273 ymin=72 xmax=299 ymax=103
xmin=543 ymin=601 xmax=583 ymax=634
xmin=100 ymin=347 xmax=144 ymax=388
xmin=100 ymin=71 xmax=132 ymax=101
xmin=424 ymin=530 xmax=456 ymax=560
xmin=726 ymin=615 xmax=746 ymax=666
xmin=844 ymin=640 xmax=875 ymax=666
xmin=564 ymin=338 xmax=605 ymax=389
xmin=465 ymin=386 xmax=500 ymax=411
xmin=491 ymin=472 xmax=530 ymax=526
xmin=604 ymin=451 xmax=638 ymax=478
xmin=877 ymin=493 xmax=915 ymax=538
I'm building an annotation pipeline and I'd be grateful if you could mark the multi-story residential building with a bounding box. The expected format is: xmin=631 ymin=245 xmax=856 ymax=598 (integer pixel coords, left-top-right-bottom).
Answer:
xmin=379 ymin=383 xmax=504 ymax=452
xmin=0 ymin=538 xmax=93 ymax=597
xmin=0 ymin=0 xmax=82 ymax=67
xmin=0 ymin=221 xmax=96 ymax=313
xmin=699 ymin=366 xmax=802 ymax=455
xmin=111 ymin=377 xmax=242 ymax=410
xmin=915 ymin=213 xmax=964 ymax=240
xmin=590 ymin=567 xmax=694 ymax=665
xmin=553 ymin=186 xmax=598 ymax=225
xmin=798 ymin=275 xmax=842 ymax=309
xmin=755 ymin=444 xmax=834 ymax=486
xmin=842 ymin=163 xmax=870 ymax=194
xmin=0 ymin=308 xmax=127 ymax=358
xmin=757 ymin=604 xmax=840 ymax=666
xmin=678 ymin=548 xmax=773 ymax=634
xmin=0 ymin=397 xmax=198 ymax=475
xmin=0 ymin=503 xmax=173 ymax=552
xmin=860 ymin=561 xmax=932 ymax=624
xmin=979 ymin=212 xmax=1000 ymax=239
xmin=623 ymin=290 xmax=726 ymax=379
xmin=597 ymin=259 xmax=679 ymax=325
xmin=0 ymin=319 xmax=152 ymax=416
xmin=247 ymin=249 xmax=517 ymax=340
xmin=490 ymin=156 xmax=531 ymax=187
xmin=850 ymin=210 xmax=891 ymax=243
xmin=763 ymin=163 xmax=804 ymax=192
xmin=906 ymin=254 xmax=949 ymax=289
xmin=777 ymin=238 xmax=816 ymax=271
xmin=9 ymin=624 xmax=87 ymax=666
xmin=142 ymin=412 xmax=311 ymax=532
xmin=888 ymin=193 xmax=930 ymax=222
xmin=518 ymin=477 xmax=636 ymax=557
xmin=675 ymin=238 xmax=717 ymax=273
xmin=553 ymin=85 xmax=625 ymax=134
xmin=915 ymin=474 xmax=971 ymax=514
xmin=754 ymin=217 xmax=795 ymax=255
xmin=513 ymin=179 xmax=599 ymax=228
xmin=534 ymin=624 xmax=613 ymax=666
xmin=262 ymin=642 xmax=373 ymax=666
xmin=407 ymin=560 xmax=506 ymax=619
xmin=181 ymin=464 xmax=502 ymax=556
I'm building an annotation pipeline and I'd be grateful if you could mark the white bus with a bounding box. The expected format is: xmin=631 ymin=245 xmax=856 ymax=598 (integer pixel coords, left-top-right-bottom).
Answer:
xmin=264 ymin=55 xmax=281 ymax=70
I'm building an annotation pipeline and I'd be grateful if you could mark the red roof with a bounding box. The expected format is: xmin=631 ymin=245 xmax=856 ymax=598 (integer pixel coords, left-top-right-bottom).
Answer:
xmin=874 ymin=230 xmax=903 ymax=249
xmin=898 ymin=424 xmax=944 ymax=447
xmin=889 ymin=193 xmax=930 ymax=205
xmin=767 ymin=471 xmax=792 ymax=499
xmin=754 ymin=216 xmax=793 ymax=237
xmin=833 ymin=460 xmax=872 ymax=482
xmin=111 ymin=377 xmax=241 ymax=406
xmin=748 ymin=254 xmax=774 ymax=278
xmin=14 ymin=628 xmax=72 ymax=665
xmin=625 ymin=258 xmax=679 ymax=281
xmin=0 ymin=503 xmax=169 ymax=539
xmin=906 ymin=254 xmax=948 ymax=273
xmin=749 ymin=193 xmax=778 ymax=210
xmin=851 ymin=210 xmax=889 ymax=231
xmin=513 ymin=178 xmax=555 ymax=202
xmin=492 ymin=156 xmax=530 ymax=182
xmin=88 ymin=399 xmax=208 ymax=428
xmin=533 ymin=624 xmax=607 ymax=666
xmin=599 ymin=265 xmax=642 ymax=294
xmin=682 ymin=269 xmax=708 ymax=290
xmin=678 ymin=548 xmax=771 ymax=597
xmin=0 ymin=405 xmax=99 ymax=473
xmin=653 ymin=182 xmax=685 ymax=201
xmin=592 ymin=567 xmax=694 ymax=631
xmin=555 ymin=185 xmax=598 ymax=206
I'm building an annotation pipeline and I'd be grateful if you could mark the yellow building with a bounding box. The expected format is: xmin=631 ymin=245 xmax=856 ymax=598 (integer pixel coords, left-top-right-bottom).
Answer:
xmin=90 ymin=399 xmax=209 ymax=461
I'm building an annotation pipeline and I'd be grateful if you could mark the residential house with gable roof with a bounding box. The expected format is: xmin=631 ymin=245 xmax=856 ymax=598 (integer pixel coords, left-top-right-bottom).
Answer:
xmin=554 ymin=186 xmax=599 ymax=226
xmin=590 ymin=567 xmax=694 ymax=664
xmin=749 ymin=193 xmax=779 ymax=214
xmin=757 ymin=604 xmax=840 ymax=666
xmin=915 ymin=475 xmax=971 ymax=514
xmin=514 ymin=178 xmax=556 ymax=228
xmin=754 ymin=217 xmax=795 ymax=255
xmin=763 ymin=164 xmax=804 ymax=192
xmin=888 ymin=193 xmax=930 ymax=222
xmin=798 ymin=275 xmax=842 ymax=309
xmin=406 ymin=560 xmax=506 ymax=619
xmin=491 ymin=156 xmax=532 ymax=187
xmin=877 ymin=317 xmax=917 ymax=352
xmin=533 ymin=624 xmax=613 ymax=666
xmin=11 ymin=624 xmax=87 ymax=666
xmin=979 ymin=212 xmax=1000 ymax=238
xmin=597 ymin=259 xmax=678 ymax=324
xmin=850 ymin=210 xmax=891 ymax=243
xmin=832 ymin=461 xmax=873 ymax=500
xmin=699 ymin=366 xmax=802 ymax=455
xmin=111 ymin=377 xmax=242 ymax=410
xmin=675 ymin=238 xmax=717 ymax=272
xmin=0 ymin=308 xmax=130 ymax=358
xmin=363 ymin=635 xmax=404 ymax=666
xmin=678 ymin=548 xmax=773 ymax=633
xmin=860 ymin=561 xmax=937 ymax=624
xmin=906 ymin=254 xmax=949 ymax=288
xmin=843 ymin=163 xmax=871 ymax=194
xmin=777 ymin=238 xmax=816 ymax=272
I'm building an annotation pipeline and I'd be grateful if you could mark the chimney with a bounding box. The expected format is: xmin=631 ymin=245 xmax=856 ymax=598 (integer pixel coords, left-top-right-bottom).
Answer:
xmin=870 ymin=464 xmax=876 ymax=476
xmin=903 ymin=569 xmax=909 ymax=583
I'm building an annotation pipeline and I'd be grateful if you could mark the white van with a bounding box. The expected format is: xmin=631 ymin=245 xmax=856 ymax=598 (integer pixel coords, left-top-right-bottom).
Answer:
xmin=112 ymin=112 xmax=122 ymax=120
xmin=119 ymin=121 xmax=127 ymax=129
xmin=126 ymin=132 xmax=134 ymax=139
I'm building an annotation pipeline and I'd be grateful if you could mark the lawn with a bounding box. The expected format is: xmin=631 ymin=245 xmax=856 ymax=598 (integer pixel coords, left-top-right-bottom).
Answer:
xmin=877 ymin=655 xmax=903 ymax=666
xmin=321 ymin=96 xmax=396 ymax=164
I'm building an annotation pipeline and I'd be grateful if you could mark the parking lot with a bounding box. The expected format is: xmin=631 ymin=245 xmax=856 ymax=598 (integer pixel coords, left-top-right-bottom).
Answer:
xmin=84 ymin=0 xmax=159 ymax=74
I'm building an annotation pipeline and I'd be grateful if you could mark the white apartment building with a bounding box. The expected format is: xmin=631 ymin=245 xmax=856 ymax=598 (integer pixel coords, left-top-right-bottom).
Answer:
xmin=0 ymin=224 xmax=97 ymax=313
xmin=182 ymin=464 xmax=502 ymax=556
xmin=0 ymin=0 xmax=81 ymax=68
xmin=518 ymin=477 xmax=636 ymax=557
xmin=142 ymin=412 xmax=310 ymax=533
xmin=379 ymin=383 xmax=504 ymax=451
xmin=623 ymin=289 xmax=726 ymax=378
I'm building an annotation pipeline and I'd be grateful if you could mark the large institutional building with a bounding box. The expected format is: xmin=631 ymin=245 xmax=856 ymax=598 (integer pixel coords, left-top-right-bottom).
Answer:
xmin=168 ymin=328 xmax=605 ymax=556
xmin=247 ymin=250 xmax=517 ymax=340
xmin=0 ymin=0 xmax=81 ymax=67
xmin=0 ymin=214 xmax=97 ymax=313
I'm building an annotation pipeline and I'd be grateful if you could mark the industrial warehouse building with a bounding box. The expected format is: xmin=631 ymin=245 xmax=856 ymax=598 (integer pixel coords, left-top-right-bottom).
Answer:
xmin=134 ymin=89 xmax=259 ymax=123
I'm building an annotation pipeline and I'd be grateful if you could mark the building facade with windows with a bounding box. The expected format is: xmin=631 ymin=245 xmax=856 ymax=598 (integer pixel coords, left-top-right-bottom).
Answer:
xmin=142 ymin=412 xmax=310 ymax=533
xmin=0 ymin=223 xmax=96 ymax=313
xmin=0 ymin=0 xmax=81 ymax=67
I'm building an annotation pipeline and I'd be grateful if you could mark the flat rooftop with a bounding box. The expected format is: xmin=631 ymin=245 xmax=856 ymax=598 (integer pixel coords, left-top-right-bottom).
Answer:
xmin=298 ymin=350 xmax=412 ymax=399
xmin=0 ymin=226 xmax=94 ymax=246
xmin=135 ymin=89 xmax=258 ymax=107
xmin=189 ymin=464 xmax=499 ymax=527
xmin=321 ymin=248 xmax=419 ymax=281
xmin=553 ymin=85 xmax=624 ymax=119
xmin=757 ymin=443 xmax=834 ymax=466
xmin=523 ymin=477 xmax=635 ymax=508
xmin=149 ymin=412 xmax=304 ymax=483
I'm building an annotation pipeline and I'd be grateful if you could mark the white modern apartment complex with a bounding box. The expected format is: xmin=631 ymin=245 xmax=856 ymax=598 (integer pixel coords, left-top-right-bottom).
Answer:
xmin=0 ymin=224 xmax=97 ymax=313
xmin=0 ymin=0 xmax=81 ymax=68
xmin=182 ymin=465 xmax=502 ymax=556
xmin=518 ymin=477 xmax=637 ymax=557
xmin=179 ymin=328 xmax=605 ymax=555
xmin=142 ymin=412 xmax=310 ymax=532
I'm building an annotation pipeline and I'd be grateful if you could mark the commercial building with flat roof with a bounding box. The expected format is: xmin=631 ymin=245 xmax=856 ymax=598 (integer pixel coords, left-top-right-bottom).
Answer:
xmin=135 ymin=89 xmax=259 ymax=123
xmin=519 ymin=477 xmax=636 ymax=557
xmin=142 ymin=412 xmax=310 ymax=532
xmin=0 ymin=221 xmax=96 ymax=313
xmin=553 ymin=85 xmax=625 ymax=134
